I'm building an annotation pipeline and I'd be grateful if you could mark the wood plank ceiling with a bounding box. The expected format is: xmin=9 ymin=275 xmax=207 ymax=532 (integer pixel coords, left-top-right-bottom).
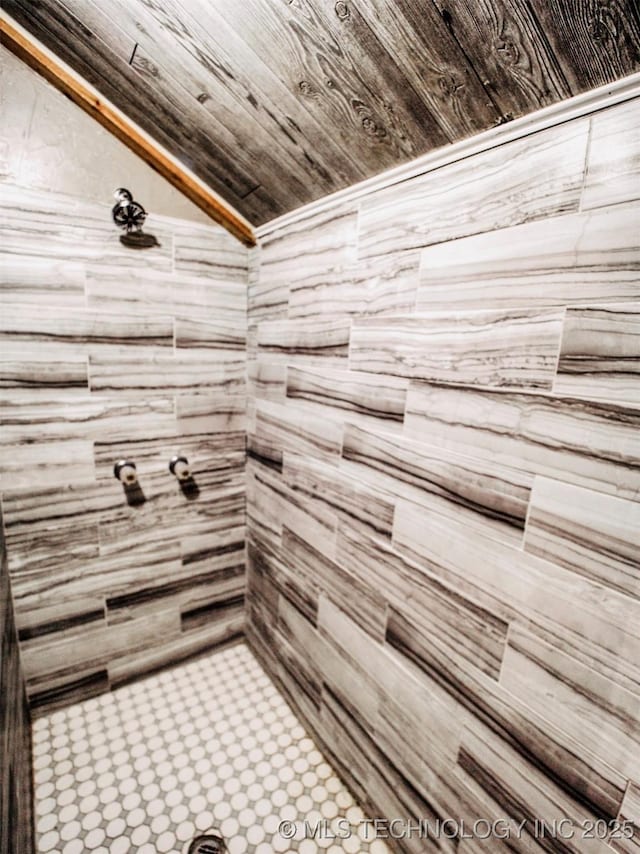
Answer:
xmin=3 ymin=0 xmax=640 ymax=226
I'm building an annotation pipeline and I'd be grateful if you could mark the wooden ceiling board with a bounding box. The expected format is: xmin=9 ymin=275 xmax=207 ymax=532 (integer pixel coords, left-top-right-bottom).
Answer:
xmin=3 ymin=0 xmax=640 ymax=227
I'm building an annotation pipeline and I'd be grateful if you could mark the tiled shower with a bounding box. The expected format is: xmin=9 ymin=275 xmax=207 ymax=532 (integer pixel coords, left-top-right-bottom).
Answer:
xmin=2 ymin=41 xmax=639 ymax=854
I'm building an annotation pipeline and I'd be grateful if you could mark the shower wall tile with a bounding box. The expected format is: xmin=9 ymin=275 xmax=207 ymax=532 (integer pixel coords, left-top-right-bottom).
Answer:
xmin=524 ymin=476 xmax=640 ymax=598
xmin=0 ymin=255 xmax=86 ymax=305
xmin=357 ymin=119 xmax=589 ymax=259
xmin=0 ymin=521 xmax=34 ymax=854
xmin=86 ymin=268 xmax=246 ymax=320
xmin=403 ymin=383 xmax=640 ymax=500
xmin=246 ymin=100 xmax=640 ymax=853
xmin=582 ymin=99 xmax=640 ymax=211
xmin=88 ymin=353 xmax=245 ymax=393
xmin=349 ymin=308 xmax=564 ymax=389
xmin=0 ymin=183 xmax=249 ymax=712
xmin=416 ymin=201 xmax=640 ymax=311
xmin=554 ymin=302 xmax=640 ymax=403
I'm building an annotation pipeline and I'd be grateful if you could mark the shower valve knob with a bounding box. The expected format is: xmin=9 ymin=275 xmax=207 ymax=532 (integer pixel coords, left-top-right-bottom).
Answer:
xmin=114 ymin=459 xmax=138 ymax=485
xmin=169 ymin=455 xmax=191 ymax=481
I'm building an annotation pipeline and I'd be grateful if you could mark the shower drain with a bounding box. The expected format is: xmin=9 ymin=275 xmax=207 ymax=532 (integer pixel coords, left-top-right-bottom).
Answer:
xmin=186 ymin=834 xmax=227 ymax=854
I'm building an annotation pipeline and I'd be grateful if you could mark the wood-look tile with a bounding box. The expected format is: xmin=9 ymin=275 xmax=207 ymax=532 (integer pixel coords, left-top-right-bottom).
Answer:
xmin=350 ymin=308 xmax=564 ymax=389
xmin=524 ymin=476 xmax=640 ymax=599
xmin=0 ymin=393 xmax=176 ymax=444
xmin=0 ymin=255 xmax=86 ymax=305
xmin=282 ymin=452 xmax=395 ymax=540
xmin=0 ymin=305 xmax=173 ymax=358
xmin=457 ymin=721 xmax=615 ymax=853
xmin=287 ymin=250 xmax=419 ymax=319
xmin=176 ymin=392 xmax=246 ymax=435
xmin=417 ymin=201 xmax=640 ymax=311
xmin=88 ymin=354 xmax=245 ymax=393
xmin=358 ymin=119 xmax=589 ymax=259
xmin=583 ymin=99 xmax=640 ymax=210
xmin=0 ymin=183 xmax=173 ymax=269
xmin=173 ymin=223 xmax=248 ymax=281
xmin=86 ymin=268 xmax=246 ymax=320
xmin=256 ymin=318 xmax=351 ymax=366
xmin=404 ymin=383 xmax=640 ymax=500
xmin=342 ymin=423 xmax=532 ymax=545
xmin=286 ymin=366 xmax=408 ymax=423
xmin=500 ymin=624 xmax=640 ymax=782
xmin=392 ymin=497 xmax=640 ymax=667
xmin=0 ymin=359 xmax=88 ymax=390
xmin=554 ymin=302 xmax=640 ymax=403
xmin=180 ymin=589 xmax=245 ymax=633
xmin=174 ymin=317 xmax=246 ymax=351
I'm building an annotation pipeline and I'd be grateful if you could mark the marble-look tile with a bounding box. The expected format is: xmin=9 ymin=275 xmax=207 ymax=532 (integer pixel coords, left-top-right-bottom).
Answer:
xmin=173 ymin=221 xmax=249 ymax=280
xmin=610 ymin=782 xmax=640 ymax=852
xmin=20 ymin=606 xmax=180 ymax=688
xmin=282 ymin=452 xmax=396 ymax=540
xmin=0 ymin=305 xmax=173 ymax=358
xmin=174 ymin=316 xmax=246 ymax=350
xmin=86 ymin=268 xmax=246 ymax=320
xmin=247 ymin=463 xmax=337 ymax=561
xmin=253 ymin=399 xmax=343 ymax=465
xmin=500 ymin=623 xmax=640 ymax=781
xmin=554 ymin=302 xmax=640 ymax=403
xmin=176 ymin=391 xmax=246 ymax=434
xmin=257 ymin=317 xmax=351 ymax=365
xmin=417 ymin=202 xmax=640 ymax=310
xmin=457 ymin=721 xmax=615 ymax=854
xmin=288 ymin=250 xmax=419 ymax=319
xmin=342 ymin=423 xmax=532 ymax=545
xmin=0 ymin=438 xmax=94 ymax=489
xmin=358 ymin=119 xmax=589 ymax=258
xmin=0 ymin=183 xmax=173 ymax=269
xmin=248 ymin=360 xmax=287 ymax=401
xmin=387 ymin=584 xmax=508 ymax=682
xmin=0 ymin=393 xmax=176 ymax=444
xmin=287 ymin=365 xmax=408 ymax=422
xmin=88 ymin=353 xmax=245 ymax=392
xmin=583 ymin=98 xmax=640 ymax=210
xmin=0 ymin=359 xmax=87 ymax=389
xmin=404 ymin=383 xmax=640 ymax=500
xmin=252 ymin=204 xmax=358 ymax=321
xmin=0 ymin=255 xmax=85 ymax=305
xmin=350 ymin=308 xmax=564 ymax=388
xmin=0 ymin=521 xmax=34 ymax=854
xmin=524 ymin=476 xmax=640 ymax=599
xmin=392 ymin=497 xmax=640 ymax=668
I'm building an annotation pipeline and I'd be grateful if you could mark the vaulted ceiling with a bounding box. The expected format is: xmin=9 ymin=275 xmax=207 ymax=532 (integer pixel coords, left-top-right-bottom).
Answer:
xmin=4 ymin=0 xmax=640 ymax=225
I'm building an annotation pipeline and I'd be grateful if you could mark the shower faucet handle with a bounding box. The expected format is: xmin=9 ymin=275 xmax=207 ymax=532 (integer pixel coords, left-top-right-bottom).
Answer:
xmin=169 ymin=455 xmax=191 ymax=481
xmin=114 ymin=459 xmax=138 ymax=485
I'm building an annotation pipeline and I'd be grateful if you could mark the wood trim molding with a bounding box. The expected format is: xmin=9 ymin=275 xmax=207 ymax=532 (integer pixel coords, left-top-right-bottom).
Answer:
xmin=0 ymin=14 xmax=256 ymax=247
xmin=257 ymin=72 xmax=640 ymax=238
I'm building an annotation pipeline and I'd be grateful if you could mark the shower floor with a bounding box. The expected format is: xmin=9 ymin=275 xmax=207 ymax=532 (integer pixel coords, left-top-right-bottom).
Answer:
xmin=31 ymin=641 xmax=390 ymax=854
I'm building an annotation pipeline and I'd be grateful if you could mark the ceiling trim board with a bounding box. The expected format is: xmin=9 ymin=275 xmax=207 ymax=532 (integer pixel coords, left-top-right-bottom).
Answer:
xmin=0 ymin=13 xmax=256 ymax=247
xmin=256 ymin=72 xmax=640 ymax=239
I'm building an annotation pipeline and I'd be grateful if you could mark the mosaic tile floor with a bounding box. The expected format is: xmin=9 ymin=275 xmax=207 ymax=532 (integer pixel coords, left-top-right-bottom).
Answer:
xmin=32 ymin=641 xmax=391 ymax=854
